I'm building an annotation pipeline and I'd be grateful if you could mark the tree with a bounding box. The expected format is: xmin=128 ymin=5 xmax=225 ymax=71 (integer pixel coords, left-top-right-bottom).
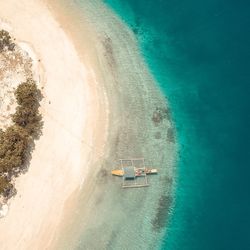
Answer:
xmin=0 ymin=176 xmax=16 ymax=198
xmin=0 ymin=30 xmax=15 ymax=52
xmin=14 ymin=78 xmax=42 ymax=107
xmin=12 ymin=106 xmax=42 ymax=136
xmin=12 ymin=79 xmax=43 ymax=138
xmin=0 ymin=125 xmax=30 ymax=174
xmin=0 ymin=33 xmax=43 ymax=199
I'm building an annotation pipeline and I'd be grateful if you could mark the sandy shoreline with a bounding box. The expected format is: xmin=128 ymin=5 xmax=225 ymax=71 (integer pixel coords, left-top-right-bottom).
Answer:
xmin=0 ymin=0 xmax=108 ymax=249
xmin=47 ymin=1 xmax=176 ymax=249
xmin=0 ymin=0 xmax=176 ymax=249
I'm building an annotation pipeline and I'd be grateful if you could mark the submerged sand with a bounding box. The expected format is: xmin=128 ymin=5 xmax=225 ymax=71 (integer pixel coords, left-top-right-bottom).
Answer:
xmin=0 ymin=0 xmax=176 ymax=249
xmin=49 ymin=1 xmax=176 ymax=249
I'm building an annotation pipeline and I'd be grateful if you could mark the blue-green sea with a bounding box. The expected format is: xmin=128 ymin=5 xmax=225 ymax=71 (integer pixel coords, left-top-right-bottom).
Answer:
xmin=105 ymin=1 xmax=250 ymax=249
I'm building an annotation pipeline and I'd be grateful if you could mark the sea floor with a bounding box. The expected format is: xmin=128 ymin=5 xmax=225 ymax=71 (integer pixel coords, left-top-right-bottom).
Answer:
xmin=48 ymin=1 xmax=176 ymax=249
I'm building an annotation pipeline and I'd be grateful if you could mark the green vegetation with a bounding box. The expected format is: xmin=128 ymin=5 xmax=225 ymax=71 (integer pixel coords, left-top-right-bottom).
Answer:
xmin=12 ymin=79 xmax=43 ymax=138
xmin=0 ymin=177 xmax=15 ymax=199
xmin=0 ymin=30 xmax=15 ymax=52
xmin=0 ymin=79 xmax=43 ymax=199
xmin=0 ymin=30 xmax=42 ymax=201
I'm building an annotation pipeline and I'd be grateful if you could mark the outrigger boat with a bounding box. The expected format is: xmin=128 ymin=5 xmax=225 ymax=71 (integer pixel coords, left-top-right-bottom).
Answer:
xmin=111 ymin=167 xmax=158 ymax=177
xmin=113 ymin=158 xmax=157 ymax=188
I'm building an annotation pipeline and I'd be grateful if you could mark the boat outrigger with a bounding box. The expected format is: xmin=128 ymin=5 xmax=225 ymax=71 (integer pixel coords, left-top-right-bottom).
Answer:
xmin=111 ymin=158 xmax=158 ymax=188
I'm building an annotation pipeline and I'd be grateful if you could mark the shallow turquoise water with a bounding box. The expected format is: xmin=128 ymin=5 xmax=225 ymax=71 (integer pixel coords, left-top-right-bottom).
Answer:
xmin=105 ymin=1 xmax=250 ymax=249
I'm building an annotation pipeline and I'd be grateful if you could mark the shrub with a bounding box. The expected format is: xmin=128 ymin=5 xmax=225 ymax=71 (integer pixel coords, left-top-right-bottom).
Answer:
xmin=0 ymin=31 xmax=43 ymax=200
xmin=12 ymin=106 xmax=43 ymax=136
xmin=14 ymin=78 xmax=42 ymax=107
xmin=0 ymin=125 xmax=30 ymax=174
xmin=0 ymin=30 xmax=15 ymax=52
xmin=0 ymin=78 xmax=43 ymax=199
xmin=0 ymin=176 xmax=16 ymax=198
xmin=12 ymin=78 xmax=43 ymax=138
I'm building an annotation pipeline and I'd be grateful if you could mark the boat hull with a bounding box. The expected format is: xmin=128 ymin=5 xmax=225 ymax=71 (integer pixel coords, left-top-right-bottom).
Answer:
xmin=111 ymin=168 xmax=157 ymax=177
xmin=111 ymin=169 xmax=124 ymax=176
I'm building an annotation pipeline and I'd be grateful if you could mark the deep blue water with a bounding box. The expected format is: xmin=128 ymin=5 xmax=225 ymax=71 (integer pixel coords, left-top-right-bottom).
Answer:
xmin=105 ymin=1 xmax=250 ymax=249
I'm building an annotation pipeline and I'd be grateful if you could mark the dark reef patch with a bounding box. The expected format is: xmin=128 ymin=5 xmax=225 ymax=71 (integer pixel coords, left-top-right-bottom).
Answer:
xmin=102 ymin=35 xmax=116 ymax=69
xmin=152 ymin=107 xmax=171 ymax=125
xmin=152 ymin=195 xmax=172 ymax=231
xmin=167 ymin=127 xmax=175 ymax=143
xmin=154 ymin=131 xmax=162 ymax=139
xmin=96 ymin=167 xmax=109 ymax=185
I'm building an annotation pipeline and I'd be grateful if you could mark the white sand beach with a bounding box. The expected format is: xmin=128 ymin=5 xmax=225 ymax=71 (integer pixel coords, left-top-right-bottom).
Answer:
xmin=0 ymin=1 xmax=108 ymax=249
xmin=0 ymin=0 xmax=175 ymax=249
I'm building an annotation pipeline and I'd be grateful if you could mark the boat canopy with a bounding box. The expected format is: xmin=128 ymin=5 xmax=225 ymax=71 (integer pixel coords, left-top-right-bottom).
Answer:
xmin=123 ymin=166 xmax=135 ymax=179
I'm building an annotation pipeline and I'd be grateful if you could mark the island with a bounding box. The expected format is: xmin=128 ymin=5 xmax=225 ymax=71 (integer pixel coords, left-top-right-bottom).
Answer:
xmin=0 ymin=30 xmax=42 ymax=211
xmin=0 ymin=1 xmax=175 ymax=249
